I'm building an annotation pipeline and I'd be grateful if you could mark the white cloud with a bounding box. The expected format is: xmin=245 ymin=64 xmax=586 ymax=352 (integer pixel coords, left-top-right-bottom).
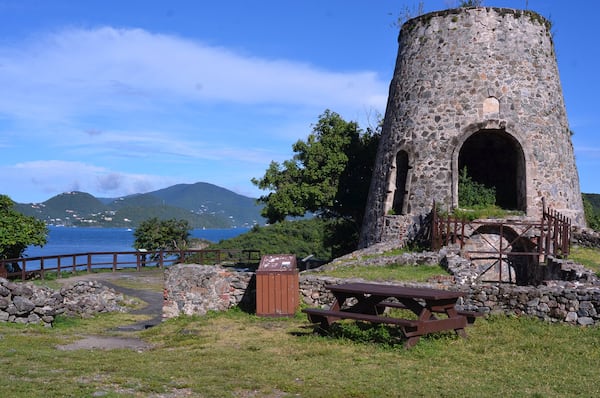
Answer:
xmin=575 ymin=146 xmax=600 ymax=156
xmin=0 ymin=26 xmax=389 ymax=203
xmin=52 ymin=126 xmax=284 ymax=164
xmin=0 ymin=27 xmax=387 ymax=122
xmin=3 ymin=160 xmax=178 ymax=202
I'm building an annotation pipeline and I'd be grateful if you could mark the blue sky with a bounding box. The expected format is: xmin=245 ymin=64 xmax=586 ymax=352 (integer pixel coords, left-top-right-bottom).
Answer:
xmin=0 ymin=0 xmax=598 ymax=203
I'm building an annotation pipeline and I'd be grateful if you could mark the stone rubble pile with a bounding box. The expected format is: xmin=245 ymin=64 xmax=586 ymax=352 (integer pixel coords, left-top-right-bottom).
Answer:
xmin=0 ymin=277 xmax=129 ymax=326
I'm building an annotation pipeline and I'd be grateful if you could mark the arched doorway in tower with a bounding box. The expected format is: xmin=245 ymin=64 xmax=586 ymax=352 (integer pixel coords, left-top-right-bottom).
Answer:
xmin=458 ymin=129 xmax=526 ymax=210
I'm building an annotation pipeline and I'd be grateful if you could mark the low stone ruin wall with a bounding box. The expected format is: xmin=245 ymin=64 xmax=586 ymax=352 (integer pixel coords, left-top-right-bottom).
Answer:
xmin=163 ymin=264 xmax=255 ymax=318
xmin=300 ymin=276 xmax=600 ymax=326
xmin=164 ymin=264 xmax=600 ymax=327
xmin=0 ymin=277 xmax=130 ymax=326
xmin=572 ymin=228 xmax=600 ymax=248
xmin=462 ymin=282 xmax=600 ymax=326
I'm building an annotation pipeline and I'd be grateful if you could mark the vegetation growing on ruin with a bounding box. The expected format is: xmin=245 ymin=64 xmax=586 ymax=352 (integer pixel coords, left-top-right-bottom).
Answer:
xmin=458 ymin=0 xmax=483 ymax=7
xmin=319 ymin=263 xmax=449 ymax=282
xmin=458 ymin=166 xmax=497 ymax=209
xmin=451 ymin=206 xmax=524 ymax=221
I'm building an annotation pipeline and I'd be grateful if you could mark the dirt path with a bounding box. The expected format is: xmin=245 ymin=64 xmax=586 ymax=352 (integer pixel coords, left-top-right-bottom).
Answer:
xmin=56 ymin=269 xmax=164 ymax=350
xmin=103 ymin=280 xmax=164 ymax=330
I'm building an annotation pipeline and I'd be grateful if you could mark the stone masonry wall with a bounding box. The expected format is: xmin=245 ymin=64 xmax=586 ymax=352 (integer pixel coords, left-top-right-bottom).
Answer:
xmin=572 ymin=228 xmax=600 ymax=248
xmin=0 ymin=278 xmax=130 ymax=326
xmin=163 ymin=264 xmax=600 ymax=327
xmin=360 ymin=7 xmax=585 ymax=248
xmin=163 ymin=264 xmax=255 ymax=318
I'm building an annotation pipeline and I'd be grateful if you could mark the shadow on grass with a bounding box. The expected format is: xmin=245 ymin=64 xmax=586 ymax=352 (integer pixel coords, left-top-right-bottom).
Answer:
xmin=298 ymin=320 xmax=461 ymax=349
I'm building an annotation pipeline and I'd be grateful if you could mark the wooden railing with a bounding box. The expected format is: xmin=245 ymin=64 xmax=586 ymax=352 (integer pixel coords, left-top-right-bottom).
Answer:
xmin=431 ymin=200 xmax=571 ymax=261
xmin=0 ymin=249 xmax=261 ymax=280
xmin=541 ymin=200 xmax=571 ymax=258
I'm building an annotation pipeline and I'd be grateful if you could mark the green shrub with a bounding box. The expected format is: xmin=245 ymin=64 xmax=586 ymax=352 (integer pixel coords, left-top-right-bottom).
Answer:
xmin=451 ymin=206 xmax=523 ymax=221
xmin=458 ymin=166 xmax=496 ymax=208
xmin=207 ymin=218 xmax=333 ymax=261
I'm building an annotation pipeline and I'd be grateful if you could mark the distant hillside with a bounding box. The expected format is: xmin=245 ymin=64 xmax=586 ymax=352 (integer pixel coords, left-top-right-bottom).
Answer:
xmin=42 ymin=192 xmax=106 ymax=218
xmin=583 ymin=193 xmax=600 ymax=210
xmin=14 ymin=183 xmax=265 ymax=228
xmin=149 ymin=183 xmax=262 ymax=227
xmin=583 ymin=193 xmax=600 ymax=230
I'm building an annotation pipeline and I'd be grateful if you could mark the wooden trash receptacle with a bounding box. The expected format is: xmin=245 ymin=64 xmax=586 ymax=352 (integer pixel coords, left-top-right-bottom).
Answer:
xmin=256 ymin=254 xmax=299 ymax=317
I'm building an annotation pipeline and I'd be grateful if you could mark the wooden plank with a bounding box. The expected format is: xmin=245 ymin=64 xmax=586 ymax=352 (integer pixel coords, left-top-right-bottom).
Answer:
xmin=256 ymin=273 xmax=265 ymax=315
xmin=326 ymin=283 xmax=464 ymax=301
xmin=274 ymin=273 xmax=281 ymax=314
xmin=456 ymin=310 xmax=483 ymax=325
xmin=256 ymin=270 xmax=299 ymax=316
xmin=302 ymin=308 xmax=419 ymax=328
xmin=268 ymin=273 xmax=275 ymax=314
xmin=416 ymin=317 xmax=467 ymax=335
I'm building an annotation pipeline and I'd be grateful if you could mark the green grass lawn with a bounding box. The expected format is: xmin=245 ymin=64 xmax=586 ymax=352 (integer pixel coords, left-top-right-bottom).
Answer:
xmin=570 ymin=246 xmax=600 ymax=274
xmin=3 ymin=248 xmax=600 ymax=397
xmin=319 ymin=263 xmax=450 ymax=282
xmin=1 ymin=308 xmax=599 ymax=397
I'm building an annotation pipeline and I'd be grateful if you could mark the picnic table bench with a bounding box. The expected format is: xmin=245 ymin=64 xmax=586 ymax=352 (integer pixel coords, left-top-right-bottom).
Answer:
xmin=303 ymin=282 xmax=481 ymax=349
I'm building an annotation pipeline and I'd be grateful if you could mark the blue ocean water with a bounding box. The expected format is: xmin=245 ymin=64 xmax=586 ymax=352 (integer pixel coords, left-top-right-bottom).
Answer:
xmin=25 ymin=226 xmax=249 ymax=258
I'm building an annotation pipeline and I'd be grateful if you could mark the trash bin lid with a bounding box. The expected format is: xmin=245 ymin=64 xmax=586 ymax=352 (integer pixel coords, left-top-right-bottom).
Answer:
xmin=258 ymin=254 xmax=297 ymax=270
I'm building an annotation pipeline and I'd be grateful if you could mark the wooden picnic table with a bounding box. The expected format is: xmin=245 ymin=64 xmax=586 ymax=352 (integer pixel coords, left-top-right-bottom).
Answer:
xmin=303 ymin=282 xmax=479 ymax=349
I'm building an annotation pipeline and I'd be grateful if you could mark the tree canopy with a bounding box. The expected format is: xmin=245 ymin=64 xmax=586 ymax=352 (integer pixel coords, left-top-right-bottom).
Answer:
xmin=251 ymin=110 xmax=379 ymax=256
xmin=133 ymin=217 xmax=191 ymax=257
xmin=0 ymin=194 xmax=48 ymax=261
xmin=252 ymin=110 xmax=379 ymax=225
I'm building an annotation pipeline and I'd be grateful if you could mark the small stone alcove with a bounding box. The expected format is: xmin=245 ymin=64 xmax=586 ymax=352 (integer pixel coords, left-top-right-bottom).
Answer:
xmin=385 ymin=150 xmax=411 ymax=215
xmin=458 ymin=129 xmax=526 ymax=211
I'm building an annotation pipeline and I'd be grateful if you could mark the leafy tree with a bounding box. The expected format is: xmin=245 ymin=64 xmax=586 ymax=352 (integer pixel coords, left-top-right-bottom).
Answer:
xmin=252 ymin=110 xmax=379 ymax=224
xmin=251 ymin=110 xmax=379 ymax=256
xmin=0 ymin=195 xmax=48 ymax=272
xmin=133 ymin=218 xmax=191 ymax=259
xmin=459 ymin=0 xmax=483 ymax=6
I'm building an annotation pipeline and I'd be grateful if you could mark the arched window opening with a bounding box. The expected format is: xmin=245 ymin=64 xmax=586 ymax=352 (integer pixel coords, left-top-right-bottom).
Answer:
xmin=392 ymin=151 xmax=410 ymax=214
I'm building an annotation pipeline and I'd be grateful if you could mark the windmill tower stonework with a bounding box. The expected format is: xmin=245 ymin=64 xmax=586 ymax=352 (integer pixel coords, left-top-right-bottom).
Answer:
xmin=359 ymin=7 xmax=585 ymax=249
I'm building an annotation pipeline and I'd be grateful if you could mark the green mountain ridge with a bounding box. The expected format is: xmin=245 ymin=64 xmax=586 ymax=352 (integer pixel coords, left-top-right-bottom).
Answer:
xmin=14 ymin=189 xmax=599 ymax=230
xmin=14 ymin=182 xmax=265 ymax=228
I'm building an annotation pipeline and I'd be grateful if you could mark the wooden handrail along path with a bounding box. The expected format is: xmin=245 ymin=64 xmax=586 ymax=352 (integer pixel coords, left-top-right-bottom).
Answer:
xmin=0 ymin=249 xmax=261 ymax=280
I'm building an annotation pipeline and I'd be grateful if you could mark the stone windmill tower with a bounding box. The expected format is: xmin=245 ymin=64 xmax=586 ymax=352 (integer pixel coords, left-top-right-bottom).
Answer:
xmin=359 ymin=7 xmax=585 ymax=248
